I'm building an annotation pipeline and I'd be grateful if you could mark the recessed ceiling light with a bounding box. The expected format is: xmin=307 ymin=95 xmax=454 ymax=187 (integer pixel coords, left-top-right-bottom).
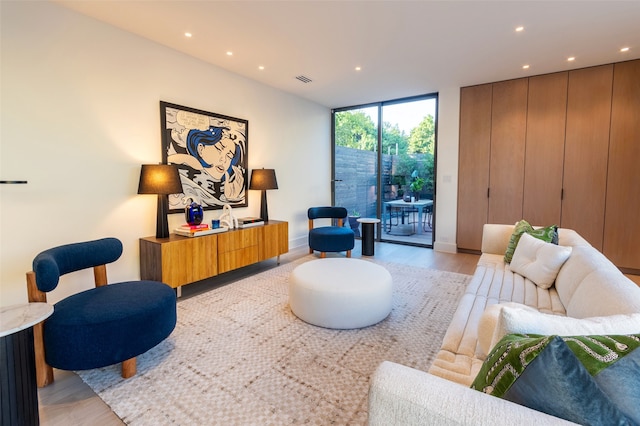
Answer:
xmin=355 ymin=66 xmax=361 ymax=71
xmin=515 ymin=26 xmax=524 ymax=32
xmin=621 ymin=47 xmax=630 ymax=52
xmin=185 ymin=32 xmax=192 ymax=38
xmin=258 ymin=65 xmax=265 ymax=70
xmin=226 ymin=51 xmax=233 ymax=56
xmin=567 ymin=57 xmax=576 ymax=62
xmin=522 ymin=64 xmax=530 ymax=69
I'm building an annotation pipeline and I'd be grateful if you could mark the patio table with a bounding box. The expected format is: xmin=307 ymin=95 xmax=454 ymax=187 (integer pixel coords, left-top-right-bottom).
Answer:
xmin=383 ymin=199 xmax=433 ymax=235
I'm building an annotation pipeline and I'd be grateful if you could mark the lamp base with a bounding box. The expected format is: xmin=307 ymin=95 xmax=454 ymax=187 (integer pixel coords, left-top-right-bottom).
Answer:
xmin=260 ymin=190 xmax=269 ymax=222
xmin=156 ymin=194 xmax=170 ymax=238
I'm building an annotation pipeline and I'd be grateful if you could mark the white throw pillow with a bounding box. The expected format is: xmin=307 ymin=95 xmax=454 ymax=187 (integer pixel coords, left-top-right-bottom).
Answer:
xmin=477 ymin=302 xmax=537 ymax=359
xmin=509 ymin=232 xmax=572 ymax=289
xmin=490 ymin=305 xmax=640 ymax=350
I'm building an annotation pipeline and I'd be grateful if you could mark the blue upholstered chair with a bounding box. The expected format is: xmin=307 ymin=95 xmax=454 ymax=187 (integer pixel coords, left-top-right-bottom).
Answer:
xmin=308 ymin=207 xmax=355 ymax=258
xmin=26 ymin=238 xmax=177 ymax=387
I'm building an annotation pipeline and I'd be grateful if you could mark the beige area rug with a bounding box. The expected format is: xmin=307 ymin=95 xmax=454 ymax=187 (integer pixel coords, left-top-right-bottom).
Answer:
xmin=77 ymin=256 xmax=471 ymax=425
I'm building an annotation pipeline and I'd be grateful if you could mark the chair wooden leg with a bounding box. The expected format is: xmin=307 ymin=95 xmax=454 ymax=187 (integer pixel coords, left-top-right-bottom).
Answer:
xmin=33 ymin=322 xmax=54 ymax=387
xmin=309 ymin=248 xmax=313 ymax=254
xmin=346 ymin=250 xmax=352 ymax=258
xmin=121 ymin=357 xmax=136 ymax=379
xmin=320 ymin=252 xmax=326 ymax=258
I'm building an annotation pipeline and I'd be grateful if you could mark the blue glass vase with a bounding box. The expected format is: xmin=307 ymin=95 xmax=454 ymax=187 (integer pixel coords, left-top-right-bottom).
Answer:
xmin=185 ymin=201 xmax=203 ymax=226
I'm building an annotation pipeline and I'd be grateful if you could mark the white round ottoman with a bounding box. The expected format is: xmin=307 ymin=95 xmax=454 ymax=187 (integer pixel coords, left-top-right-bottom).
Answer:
xmin=289 ymin=258 xmax=393 ymax=329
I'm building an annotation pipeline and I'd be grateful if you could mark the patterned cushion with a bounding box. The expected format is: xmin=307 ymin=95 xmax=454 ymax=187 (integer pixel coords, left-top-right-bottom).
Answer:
xmin=471 ymin=334 xmax=640 ymax=424
xmin=504 ymin=220 xmax=558 ymax=263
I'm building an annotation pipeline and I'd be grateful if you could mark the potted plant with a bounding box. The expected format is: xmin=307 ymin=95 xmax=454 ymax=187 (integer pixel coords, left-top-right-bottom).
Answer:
xmin=348 ymin=209 xmax=361 ymax=237
xmin=409 ymin=177 xmax=425 ymax=200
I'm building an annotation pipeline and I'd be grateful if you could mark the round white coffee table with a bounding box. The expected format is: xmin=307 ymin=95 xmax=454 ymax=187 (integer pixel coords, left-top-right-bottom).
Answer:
xmin=289 ymin=258 xmax=393 ymax=329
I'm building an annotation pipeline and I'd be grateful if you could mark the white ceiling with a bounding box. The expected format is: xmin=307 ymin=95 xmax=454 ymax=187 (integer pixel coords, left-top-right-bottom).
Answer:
xmin=54 ymin=0 xmax=640 ymax=108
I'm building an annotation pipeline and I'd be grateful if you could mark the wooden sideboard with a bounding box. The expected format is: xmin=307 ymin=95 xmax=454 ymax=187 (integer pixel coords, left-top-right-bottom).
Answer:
xmin=140 ymin=220 xmax=288 ymax=294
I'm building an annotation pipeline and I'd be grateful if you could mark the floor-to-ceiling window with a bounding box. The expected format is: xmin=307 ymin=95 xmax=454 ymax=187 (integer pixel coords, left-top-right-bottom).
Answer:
xmin=333 ymin=94 xmax=437 ymax=247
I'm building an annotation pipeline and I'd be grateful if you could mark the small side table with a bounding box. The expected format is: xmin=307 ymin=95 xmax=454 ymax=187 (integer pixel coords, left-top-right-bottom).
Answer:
xmin=1 ymin=303 xmax=54 ymax=426
xmin=357 ymin=218 xmax=381 ymax=256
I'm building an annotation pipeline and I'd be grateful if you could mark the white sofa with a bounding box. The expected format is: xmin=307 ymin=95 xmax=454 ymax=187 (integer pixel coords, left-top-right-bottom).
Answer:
xmin=369 ymin=224 xmax=640 ymax=425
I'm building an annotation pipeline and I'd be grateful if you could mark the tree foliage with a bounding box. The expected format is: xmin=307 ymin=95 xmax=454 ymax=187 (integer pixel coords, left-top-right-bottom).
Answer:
xmin=334 ymin=111 xmax=377 ymax=151
xmin=408 ymin=115 xmax=435 ymax=154
xmin=334 ymin=110 xmax=436 ymax=195
xmin=382 ymin=122 xmax=408 ymax=155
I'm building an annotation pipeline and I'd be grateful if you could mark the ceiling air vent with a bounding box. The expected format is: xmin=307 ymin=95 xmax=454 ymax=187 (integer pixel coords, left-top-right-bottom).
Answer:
xmin=295 ymin=75 xmax=312 ymax=83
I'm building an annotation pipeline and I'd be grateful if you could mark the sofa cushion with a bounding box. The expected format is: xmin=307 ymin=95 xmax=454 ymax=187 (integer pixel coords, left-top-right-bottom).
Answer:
xmin=490 ymin=305 xmax=640 ymax=350
xmin=554 ymin=245 xmax=621 ymax=311
xmin=477 ymin=302 xmax=537 ymax=359
xmin=504 ymin=220 xmax=558 ymax=263
xmin=509 ymin=233 xmax=572 ymax=289
xmin=471 ymin=334 xmax=640 ymax=424
xmin=567 ymin=276 xmax=640 ymax=323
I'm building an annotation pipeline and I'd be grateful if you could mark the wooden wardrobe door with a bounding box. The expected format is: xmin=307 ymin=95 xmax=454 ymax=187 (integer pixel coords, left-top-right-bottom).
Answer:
xmin=457 ymin=84 xmax=492 ymax=251
xmin=604 ymin=59 xmax=640 ymax=270
xmin=562 ymin=64 xmax=613 ymax=250
xmin=523 ymin=72 xmax=568 ymax=226
xmin=488 ymin=78 xmax=528 ymax=225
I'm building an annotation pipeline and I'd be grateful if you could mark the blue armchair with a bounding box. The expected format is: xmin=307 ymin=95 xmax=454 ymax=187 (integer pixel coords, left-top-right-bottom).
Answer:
xmin=308 ymin=206 xmax=355 ymax=258
xmin=26 ymin=237 xmax=176 ymax=387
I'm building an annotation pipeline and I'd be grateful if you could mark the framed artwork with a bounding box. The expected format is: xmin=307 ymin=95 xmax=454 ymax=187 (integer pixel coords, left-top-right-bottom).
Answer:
xmin=160 ymin=101 xmax=248 ymax=212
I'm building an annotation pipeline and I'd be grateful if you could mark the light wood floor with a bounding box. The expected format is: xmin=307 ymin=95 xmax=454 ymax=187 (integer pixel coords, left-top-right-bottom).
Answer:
xmin=37 ymin=241 xmax=639 ymax=425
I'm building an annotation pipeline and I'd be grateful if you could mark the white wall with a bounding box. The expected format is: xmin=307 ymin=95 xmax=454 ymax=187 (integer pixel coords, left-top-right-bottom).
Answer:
xmin=0 ymin=1 xmax=331 ymax=306
xmin=433 ymin=87 xmax=461 ymax=253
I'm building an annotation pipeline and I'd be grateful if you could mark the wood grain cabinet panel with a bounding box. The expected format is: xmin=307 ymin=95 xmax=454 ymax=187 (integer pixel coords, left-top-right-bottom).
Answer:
xmin=523 ymin=72 xmax=568 ymax=226
xmin=456 ymin=59 xmax=640 ymax=272
xmin=488 ymin=78 xmax=529 ymax=226
xmin=139 ymin=234 xmax=217 ymax=288
xmin=604 ymin=59 xmax=640 ymax=270
xmin=561 ymin=64 xmax=613 ymax=250
xmin=260 ymin=221 xmax=289 ymax=260
xmin=218 ymin=227 xmax=260 ymax=274
xmin=457 ymin=84 xmax=492 ymax=251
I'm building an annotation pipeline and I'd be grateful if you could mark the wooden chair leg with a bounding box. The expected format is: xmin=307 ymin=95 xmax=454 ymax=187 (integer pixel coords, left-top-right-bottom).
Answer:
xmin=27 ymin=271 xmax=54 ymax=387
xmin=121 ymin=357 xmax=136 ymax=379
xmin=346 ymin=250 xmax=352 ymax=258
xmin=33 ymin=322 xmax=54 ymax=387
xmin=309 ymin=247 xmax=313 ymax=254
xmin=320 ymin=252 xmax=326 ymax=258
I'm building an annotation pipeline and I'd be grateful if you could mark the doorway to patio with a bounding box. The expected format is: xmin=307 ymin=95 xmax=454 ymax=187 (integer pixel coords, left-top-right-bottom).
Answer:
xmin=333 ymin=94 xmax=437 ymax=248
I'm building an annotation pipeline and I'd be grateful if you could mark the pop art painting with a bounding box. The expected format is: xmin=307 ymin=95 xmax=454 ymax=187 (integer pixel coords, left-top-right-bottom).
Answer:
xmin=160 ymin=101 xmax=248 ymax=212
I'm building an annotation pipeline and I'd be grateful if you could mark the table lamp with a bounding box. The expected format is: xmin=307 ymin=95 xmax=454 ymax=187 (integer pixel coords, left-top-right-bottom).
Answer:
xmin=249 ymin=168 xmax=278 ymax=222
xmin=137 ymin=164 xmax=182 ymax=238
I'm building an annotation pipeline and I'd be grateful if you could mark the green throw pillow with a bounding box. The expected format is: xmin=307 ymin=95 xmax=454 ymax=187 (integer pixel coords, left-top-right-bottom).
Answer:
xmin=504 ymin=220 xmax=558 ymax=263
xmin=471 ymin=333 xmax=640 ymax=424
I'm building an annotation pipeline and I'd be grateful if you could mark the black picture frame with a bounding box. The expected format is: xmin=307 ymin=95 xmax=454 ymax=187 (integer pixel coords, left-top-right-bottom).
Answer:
xmin=160 ymin=101 xmax=248 ymax=212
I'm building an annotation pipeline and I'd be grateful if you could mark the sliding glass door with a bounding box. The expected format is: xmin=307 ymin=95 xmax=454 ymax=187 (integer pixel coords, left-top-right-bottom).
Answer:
xmin=333 ymin=106 xmax=379 ymax=238
xmin=333 ymin=94 xmax=437 ymax=247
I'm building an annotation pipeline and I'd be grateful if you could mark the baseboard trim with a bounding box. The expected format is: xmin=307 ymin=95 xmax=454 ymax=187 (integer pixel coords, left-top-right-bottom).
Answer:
xmin=433 ymin=241 xmax=457 ymax=253
xmin=289 ymin=236 xmax=308 ymax=250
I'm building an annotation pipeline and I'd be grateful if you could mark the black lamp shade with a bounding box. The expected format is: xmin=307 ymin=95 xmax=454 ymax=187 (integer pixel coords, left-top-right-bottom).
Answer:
xmin=138 ymin=164 xmax=182 ymax=239
xmin=137 ymin=164 xmax=182 ymax=194
xmin=249 ymin=169 xmax=278 ymax=222
xmin=249 ymin=169 xmax=278 ymax=190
